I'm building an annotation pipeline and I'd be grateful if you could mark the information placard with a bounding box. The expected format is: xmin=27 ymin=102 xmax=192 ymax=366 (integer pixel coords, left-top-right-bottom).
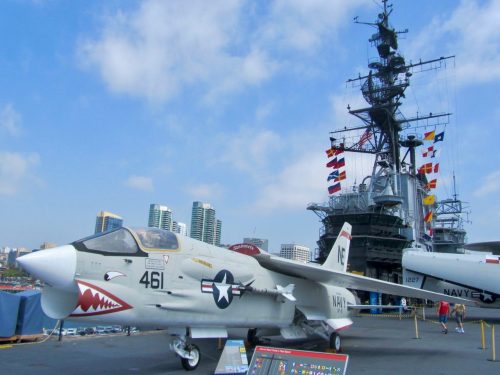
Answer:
xmin=248 ymin=346 xmax=348 ymax=375
xmin=213 ymin=339 xmax=249 ymax=375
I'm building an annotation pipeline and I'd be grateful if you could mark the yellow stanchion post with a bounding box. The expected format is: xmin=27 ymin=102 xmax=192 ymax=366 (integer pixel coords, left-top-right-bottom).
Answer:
xmin=480 ymin=320 xmax=486 ymax=350
xmin=488 ymin=325 xmax=496 ymax=362
xmin=413 ymin=311 xmax=420 ymax=339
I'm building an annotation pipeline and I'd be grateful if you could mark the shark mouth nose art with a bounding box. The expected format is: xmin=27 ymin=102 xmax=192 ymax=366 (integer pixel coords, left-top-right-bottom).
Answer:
xmin=70 ymin=280 xmax=132 ymax=317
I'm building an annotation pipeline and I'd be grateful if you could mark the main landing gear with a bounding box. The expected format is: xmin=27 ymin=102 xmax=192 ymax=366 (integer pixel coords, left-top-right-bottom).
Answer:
xmin=329 ymin=332 xmax=341 ymax=352
xmin=170 ymin=335 xmax=201 ymax=371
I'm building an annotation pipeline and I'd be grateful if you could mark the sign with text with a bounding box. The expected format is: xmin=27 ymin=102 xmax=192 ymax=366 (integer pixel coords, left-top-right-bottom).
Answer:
xmin=214 ymin=339 xmax=249 ymax=375
xmin=248 ymin=346 xmax=348 ymax=375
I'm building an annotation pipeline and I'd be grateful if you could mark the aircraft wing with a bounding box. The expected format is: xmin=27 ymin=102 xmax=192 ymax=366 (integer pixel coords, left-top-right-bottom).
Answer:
xmin=253 ymin=253 xmax=476 ymax=306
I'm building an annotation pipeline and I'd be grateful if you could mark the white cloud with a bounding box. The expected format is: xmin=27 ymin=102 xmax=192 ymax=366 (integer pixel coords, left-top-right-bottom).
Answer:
xmin=261 ymin=0 xmax=370 ymax=53
xmin=253 ymin=152 xmax=326 ymax=212
xmin=186 ymin=183 xmax=223 ymax=200
xmin=125 ymin=175 xmax=154 ymax=191
xmin=78 ymin=0 xmax=369 ymax=103
xmin=79 ymin=0 xmax=273 ymax=102
xmin=0 ymin=104 xmax=22 ymax=136
xmin=0 ymin=152 xmax=39 ymax=195
xmin=473 ymin=169 xmax=500 ymax=198
xmin=215 ymin=127 xmax=284 ymax=180
xmin=410 ymin=0 xmax=500 ymax=87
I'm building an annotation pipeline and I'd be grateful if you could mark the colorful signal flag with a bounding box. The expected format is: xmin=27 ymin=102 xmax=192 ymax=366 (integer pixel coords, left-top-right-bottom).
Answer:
xmin=328 ymin=183 xmax=341 ymax=195
xmin=423 ymin=195 xmax=436 ymax=205
xmin=424 ymin=130 xmax=435 ymax=141
xmin=426 ymin=179 xmax=437 ymax=189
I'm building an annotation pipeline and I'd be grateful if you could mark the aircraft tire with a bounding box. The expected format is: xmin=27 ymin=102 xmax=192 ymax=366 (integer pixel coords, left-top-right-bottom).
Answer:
xmin=329 ymin=332 xmax=341 ymax=353
xmin=180 ymin=344 xmax=200 ymax=371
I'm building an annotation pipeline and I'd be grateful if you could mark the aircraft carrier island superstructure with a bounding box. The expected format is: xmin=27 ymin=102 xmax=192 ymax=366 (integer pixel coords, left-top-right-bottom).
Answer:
xmin=308 ymin=1 xmax=468 ymax=284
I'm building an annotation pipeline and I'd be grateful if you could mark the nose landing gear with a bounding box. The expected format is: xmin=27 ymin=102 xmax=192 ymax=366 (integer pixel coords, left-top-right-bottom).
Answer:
xmin=170 ymin=335 xmax=201 ymax=371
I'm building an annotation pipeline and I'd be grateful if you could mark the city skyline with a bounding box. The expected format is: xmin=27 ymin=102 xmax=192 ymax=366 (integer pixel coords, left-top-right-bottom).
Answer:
xmin=1 ymin=1 xmax=499 ymax=253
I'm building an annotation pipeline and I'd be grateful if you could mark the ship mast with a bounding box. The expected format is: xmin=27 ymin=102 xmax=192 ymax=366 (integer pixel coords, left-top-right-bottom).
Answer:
xmin=309 ymin=1 xmax=456 ymax=275
xmin=330 ymin=0 xmax=453 ymax=187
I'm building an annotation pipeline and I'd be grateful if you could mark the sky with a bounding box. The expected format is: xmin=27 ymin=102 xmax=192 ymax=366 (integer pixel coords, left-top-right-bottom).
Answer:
xmin=1 ymin=0 xmax=499 ymax=252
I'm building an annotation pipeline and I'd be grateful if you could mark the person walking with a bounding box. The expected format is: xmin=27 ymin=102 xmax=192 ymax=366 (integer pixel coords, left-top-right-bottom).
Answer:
xmin=452 ymin=303 xmax=466 ymax=333
xmin=400 ymin=297 xmax=407 ymax=314
xmin=437 ymin=300 xmax=450 ymax=334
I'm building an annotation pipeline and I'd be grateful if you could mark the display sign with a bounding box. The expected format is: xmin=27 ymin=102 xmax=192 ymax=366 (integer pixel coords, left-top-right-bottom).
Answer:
xmin=213 ymin=339 xmax=249 ymax=375
xmin=248 ymin=346 xmax=348 ymax=375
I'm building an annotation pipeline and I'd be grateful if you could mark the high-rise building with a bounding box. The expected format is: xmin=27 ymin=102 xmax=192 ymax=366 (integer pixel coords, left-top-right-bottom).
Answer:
xmin=215 ymin=219 xmax=222 ymax=247
xmin=190 ymin=201 xmax=222 ymax=246
xmin=95 ymin=211 xmax=123 ymax=234
xmin=243 ymin=237 xmax=269 ymax=251
xmin=173 ymin=221 xmax=188 ymax=236
xmin=280 ymin=243 xmax=311 ymax=263
xmin=148 ymin=204 xmax=173 ymax=231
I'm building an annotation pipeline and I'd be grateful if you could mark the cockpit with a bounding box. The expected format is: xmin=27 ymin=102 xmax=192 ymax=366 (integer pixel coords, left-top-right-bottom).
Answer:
xmin=73 ymin=227 xmax=179 ymax=256
xmin=132 ymin=228 xmax=179 ymax=250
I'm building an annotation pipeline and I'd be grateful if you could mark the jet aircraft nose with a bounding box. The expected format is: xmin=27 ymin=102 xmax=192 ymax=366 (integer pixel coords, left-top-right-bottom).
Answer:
xmin=17 ymin=245 xmax=77 ymax=291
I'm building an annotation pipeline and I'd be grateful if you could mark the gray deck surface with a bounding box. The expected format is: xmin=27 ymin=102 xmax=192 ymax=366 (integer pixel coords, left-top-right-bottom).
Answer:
xmin=1 ymin=307 xmax=498 ymax=374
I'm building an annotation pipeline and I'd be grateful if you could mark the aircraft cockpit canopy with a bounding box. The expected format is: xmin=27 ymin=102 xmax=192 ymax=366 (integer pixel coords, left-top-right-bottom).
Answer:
xmin=76 ymin=228 xmax=141 ymax=255
xmin=131 ymin=228 xmax=179 ymax=251
xmin=73 ymin=227 xmax=179 ymax=255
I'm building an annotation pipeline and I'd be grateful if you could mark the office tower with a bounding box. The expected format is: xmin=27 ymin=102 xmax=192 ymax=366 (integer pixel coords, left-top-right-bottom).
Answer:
xmin=95 ymin=211 xmax=123 ymax=234
xmin=190 ymin=201 xmax=222 ymax=245
xmin=172 ymin=221 xmax=188 ymax=236
xmin=148 ymin=204 xmax=173 ymax=231
xmin=280 ymin=243 xmax=311 ymax=263
xmin=215 ymin=220 xmax=222 ymax=247
xmin=243 ymin=238 xmax=269 ymax=251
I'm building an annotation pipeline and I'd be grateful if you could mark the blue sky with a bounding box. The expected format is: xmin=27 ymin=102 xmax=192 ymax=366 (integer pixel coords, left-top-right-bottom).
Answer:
xmin=1 ymin=0 xmax=499 ymax=252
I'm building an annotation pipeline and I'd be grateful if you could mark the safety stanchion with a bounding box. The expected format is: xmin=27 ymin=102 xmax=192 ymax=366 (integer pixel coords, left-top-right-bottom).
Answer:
xmin=480 ymin=320 xmax=486 ymax=350
xmin=413 ymin=309 xmax=420 ymax=340
xmin=488 ymin=325 xmax=497 ymax=362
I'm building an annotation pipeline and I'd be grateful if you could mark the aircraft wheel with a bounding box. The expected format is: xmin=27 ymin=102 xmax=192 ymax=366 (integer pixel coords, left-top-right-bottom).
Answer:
xmin=329 ymin=332 xmax=341 ymax=352
xmin=181 ymin=344 xmax=200 ymax=371
xmin=247 ymin=328 xmax=259 ymax=346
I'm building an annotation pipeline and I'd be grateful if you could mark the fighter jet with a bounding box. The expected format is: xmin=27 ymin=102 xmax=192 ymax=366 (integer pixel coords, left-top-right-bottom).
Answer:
xmin=18 ymin=223 xmax=471 ymax=370
xmin=403 ymin=250 xmax=500 ymax=308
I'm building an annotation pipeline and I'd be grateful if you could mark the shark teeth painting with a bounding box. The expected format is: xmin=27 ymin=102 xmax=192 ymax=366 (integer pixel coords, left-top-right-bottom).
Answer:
xmin=70 ymin=280 xmax=132 ymax=317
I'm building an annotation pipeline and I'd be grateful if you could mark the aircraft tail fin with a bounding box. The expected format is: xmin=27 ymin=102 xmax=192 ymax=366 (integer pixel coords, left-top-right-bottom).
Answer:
xmin=322 ymin=222 xmax=352 ymax=272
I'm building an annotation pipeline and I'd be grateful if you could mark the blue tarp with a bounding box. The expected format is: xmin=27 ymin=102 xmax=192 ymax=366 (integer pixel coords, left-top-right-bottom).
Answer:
xmin=0 ymin=291 xmax=21 ymax=337
xmin=16 ymin=290 xmax=44 ymax=336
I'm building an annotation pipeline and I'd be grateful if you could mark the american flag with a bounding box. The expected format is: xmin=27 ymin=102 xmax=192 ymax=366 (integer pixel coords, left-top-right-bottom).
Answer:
xmin=358 ymin=129 xmax=372 ymax=147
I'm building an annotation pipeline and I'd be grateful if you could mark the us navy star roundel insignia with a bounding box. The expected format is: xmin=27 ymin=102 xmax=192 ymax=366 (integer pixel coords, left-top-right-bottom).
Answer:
xmin=201 ymin=270 xmax=242 ymax=309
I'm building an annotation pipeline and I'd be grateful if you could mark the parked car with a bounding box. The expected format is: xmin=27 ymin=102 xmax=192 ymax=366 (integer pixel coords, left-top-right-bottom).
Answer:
xmin=84 ymin=327 xmax=96 ymax=335
xmin=66 ymin=328 xmax=77 ymax=336
xmin=111 ymin=325 xmax=122 ymax=333
xmin=96 ymin=326 xmax=106 ymax=335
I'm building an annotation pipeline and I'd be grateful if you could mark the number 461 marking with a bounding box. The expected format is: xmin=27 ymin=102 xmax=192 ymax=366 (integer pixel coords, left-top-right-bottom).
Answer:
xmin=139 ymin=271 xmax=164 ymax=289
